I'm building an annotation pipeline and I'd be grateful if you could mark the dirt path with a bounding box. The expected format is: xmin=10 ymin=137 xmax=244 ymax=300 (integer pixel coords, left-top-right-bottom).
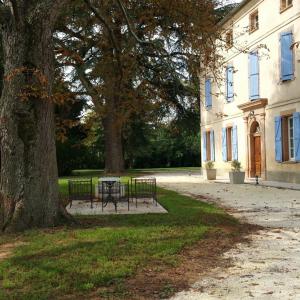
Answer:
xmin=154 ymin=174 xmax=300 ymax=300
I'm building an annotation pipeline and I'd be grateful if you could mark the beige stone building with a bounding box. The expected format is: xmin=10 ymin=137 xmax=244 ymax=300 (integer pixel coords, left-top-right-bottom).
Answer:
xmin=201 ymin=0 xmax=300 ymax=183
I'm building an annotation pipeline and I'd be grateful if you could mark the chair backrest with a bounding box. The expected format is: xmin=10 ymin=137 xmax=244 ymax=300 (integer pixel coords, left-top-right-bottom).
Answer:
xmin=131 ymin=177 xmax=156 ymax=199
xmin=68 ymin=178 xmax=93 ymax=200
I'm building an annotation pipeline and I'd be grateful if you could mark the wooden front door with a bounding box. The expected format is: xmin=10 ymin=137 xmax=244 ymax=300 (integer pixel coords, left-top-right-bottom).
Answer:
xmin=254 ymin=135 xmax=261 ymax=177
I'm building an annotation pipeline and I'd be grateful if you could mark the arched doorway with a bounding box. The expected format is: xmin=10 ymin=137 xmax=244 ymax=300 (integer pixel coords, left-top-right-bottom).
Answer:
xmin=250 ymin=121 xmax=261 ymax=177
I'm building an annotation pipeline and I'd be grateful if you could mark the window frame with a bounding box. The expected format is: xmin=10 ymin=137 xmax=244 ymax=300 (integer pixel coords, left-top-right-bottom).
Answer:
xmin=280 ymin=0 xmax=293 ymax=13
xmin=203 ymin=130 xmax=214 ymax=162
xmin=249 ymin=10 xmax=259 ymax=33
xmin=205 ymin=78 xmax=212 ymax=109
xmin=288 ymin=116 xmax=295 ymax=160
xmin=226 ymin=65 xmax=234 ymax=102
xmin=225 ymin=29 xmax=233 ymax=49
xmin=206 ymin=131 xmax=211 ymax=162
xmin=226 ymin=127 xmax=233 ymax=162
xmin=281 ymin=115 xmax=295 ymax=162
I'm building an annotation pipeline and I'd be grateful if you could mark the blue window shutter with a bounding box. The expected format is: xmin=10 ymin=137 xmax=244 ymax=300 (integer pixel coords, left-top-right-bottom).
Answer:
xmin=210 ymin=130 xmax=215 ymax=161
xmin=280 ymin=32 xmax=294 ymax=81
xmin=293 ymin=112 xmax=300 ymax=162
xmin=222 ymin=128 xmax=227 ymax=161
xmin=202 ymin=131 xmax=207 ymax=162
xmin=232 ymin=125 xmax=238 ymax=160
xmin=249 ymin=52 xmax=259 ymax=100
xmin=226 ymin=66 xmax=234 ymax=102
xmin=275 ymin=116 xmax=283 ymax=162
xmin=205 ymin=79 xmax=212 ymax=108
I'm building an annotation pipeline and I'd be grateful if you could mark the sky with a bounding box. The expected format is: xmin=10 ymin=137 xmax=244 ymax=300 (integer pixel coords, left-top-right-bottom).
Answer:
xmin=223 ymin=0 xmax=243 ymax=4
xmin=216 ymin=0 xmax=243 ymax=8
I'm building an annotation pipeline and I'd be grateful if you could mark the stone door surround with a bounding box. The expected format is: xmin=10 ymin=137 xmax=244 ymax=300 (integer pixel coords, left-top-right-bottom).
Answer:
xmin=238 ymin=99 xmax=268 ymax=179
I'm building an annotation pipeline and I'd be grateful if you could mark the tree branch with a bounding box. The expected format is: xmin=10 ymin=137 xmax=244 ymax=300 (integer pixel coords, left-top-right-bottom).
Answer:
xmin=115 ymin=0 xmax=182 ymax=63
xmin=10 ymin=0 xmax=19 ymax=22
xmin=75 ymin=65 xmax=103 ymax=112
xmin=83 ymin=0 xmax=123 ymax=78
xmin=115 ymin=0 xmax=151 ymax=45
xmin=84 ymin=0 xmax=120 ymax=52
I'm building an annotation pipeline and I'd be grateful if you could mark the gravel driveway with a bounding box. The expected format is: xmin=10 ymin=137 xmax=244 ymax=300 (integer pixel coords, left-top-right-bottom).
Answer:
xmin=154 ymin=174 xmax=300 ymax=300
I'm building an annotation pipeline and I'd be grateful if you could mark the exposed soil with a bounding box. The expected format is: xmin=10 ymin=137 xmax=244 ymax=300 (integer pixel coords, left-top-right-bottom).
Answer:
xmin=123 ymin=223 xmax=260 ymax=299
xmin=0 ymin=241 xmax=26 ymax=261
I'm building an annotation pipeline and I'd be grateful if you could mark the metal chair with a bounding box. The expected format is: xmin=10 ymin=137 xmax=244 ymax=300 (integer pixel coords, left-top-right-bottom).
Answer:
xmin=131 ymin=177 xmax=157 ymax=207
xmin=68 ymin=178 xmax=93 ymax=208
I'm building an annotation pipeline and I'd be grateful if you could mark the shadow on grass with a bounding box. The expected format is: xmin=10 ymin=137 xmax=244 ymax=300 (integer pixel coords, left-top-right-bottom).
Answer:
xmin=0 ymin=186 xmax=238 ymax=300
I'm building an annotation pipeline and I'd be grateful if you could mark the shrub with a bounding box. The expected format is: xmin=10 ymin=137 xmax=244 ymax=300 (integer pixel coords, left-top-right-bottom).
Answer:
xmin=231 ymin=160 xmax=241 ymax=172
xmin=205 ymin=161 xmax=215 ymax=170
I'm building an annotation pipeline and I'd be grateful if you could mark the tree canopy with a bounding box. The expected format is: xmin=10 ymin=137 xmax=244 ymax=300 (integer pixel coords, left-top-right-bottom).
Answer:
xmin=55 ymin=0 xmax=219 ymax=173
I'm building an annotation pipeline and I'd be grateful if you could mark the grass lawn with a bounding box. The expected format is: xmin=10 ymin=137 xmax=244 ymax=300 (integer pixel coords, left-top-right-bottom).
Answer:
xmin=71 ymin=166 xmax=201 ymax=177
xmin=0 ymin=174 xmax=238 ymax=300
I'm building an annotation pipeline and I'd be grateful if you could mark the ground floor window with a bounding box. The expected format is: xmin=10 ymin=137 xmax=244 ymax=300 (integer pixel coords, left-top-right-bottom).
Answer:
xmin=206 ymin=131 xmax=211 ymax=161
xmin=226 ymin=127 xmax=233 ymax=161
xmin=275 ymin=113 xmax=300 ymax=162
xmin=222 ymin=126 xmax=238 ymax=162
xmin=288 ymin=116 xmax=295 ymax=160
xmin=281 ymin=116 xmax=295 ymax=161
xmin=203 ymin=130 xmax=215 ymax=162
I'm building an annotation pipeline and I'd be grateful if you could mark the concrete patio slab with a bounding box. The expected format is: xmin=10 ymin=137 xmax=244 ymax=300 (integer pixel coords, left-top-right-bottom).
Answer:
xmin=67 ymin=199 xmax=167 ymax=215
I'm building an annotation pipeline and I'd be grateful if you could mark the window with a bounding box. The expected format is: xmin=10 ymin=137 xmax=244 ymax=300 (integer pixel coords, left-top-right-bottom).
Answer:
xmin=249 ymin=51 xmax=260 ymax=100
xmin=226 ymin=66 xmax=234 ymax=102
xmin=288 ymin=117 xmax=294 ymax=160
xmin=275 ymin=113 xmax=300 ymax=162
xmin=282 ymin=116 xmax=295 ymax=161
xmin=206 ymin=131 xmax=211 ymax=161
xmin=249 ymin=10 xmax=259 ymax=33
xmin=226 ymin=30 xmax=233 ymax=49
xmin=205 ymin=79 xmax=212 ymax=108
xmin=226 ymin=127 xmax=233 ymax=161
xmin=202 ymin=130 xmax=215 ymax=162
xmin=280 ymin=31 xmax=294 ymax=81
xmin=280 ymin=0 xmax=293 ymax=12
xmin=222 ymin=126 xmax=238 ymax=162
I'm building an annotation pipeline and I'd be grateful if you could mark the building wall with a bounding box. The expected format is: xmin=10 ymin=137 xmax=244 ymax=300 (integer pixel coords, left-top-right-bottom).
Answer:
xmin=201 ymin=0 xmax=300 ymax=182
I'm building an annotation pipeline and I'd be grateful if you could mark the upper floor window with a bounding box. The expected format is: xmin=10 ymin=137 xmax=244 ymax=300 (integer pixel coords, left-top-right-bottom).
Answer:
xmin=280 ymin=31 xmax=294 ymax=81
xmin=249 ymin=10 xmax=259 ymax=33
xmin=205 ymin=78 xmax=212 ymax=109
xmin=226 ymin=66 xmax=234 ymax=102
xmin=226 ymin=29 xmax=233 ymax=49
xmin=280 ymin=0 xmax=293 ymax=12
xmin=249 ymin=51 xmax=260 ymax=100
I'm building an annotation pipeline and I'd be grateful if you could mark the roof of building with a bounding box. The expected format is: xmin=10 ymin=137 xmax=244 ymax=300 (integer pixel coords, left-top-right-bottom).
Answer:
xmin=219 ymin=0 xmax=252 ymax=26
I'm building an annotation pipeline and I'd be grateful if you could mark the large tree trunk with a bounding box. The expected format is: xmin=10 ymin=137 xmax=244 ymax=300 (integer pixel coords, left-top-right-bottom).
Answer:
xmin=0 ymin=1 xmax=70 ymax=232
xmin=102 ymin=108 xmax=125 ymax=174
